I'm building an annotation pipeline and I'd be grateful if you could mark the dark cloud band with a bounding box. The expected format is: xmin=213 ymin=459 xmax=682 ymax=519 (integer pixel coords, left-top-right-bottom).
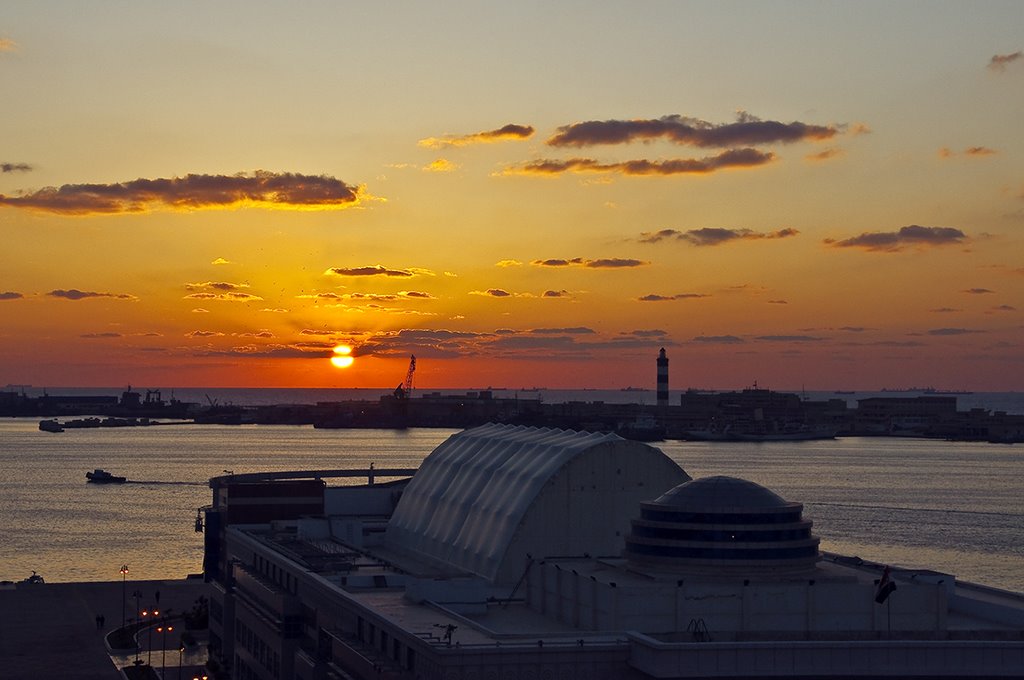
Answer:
xmin=825 ymin=225 xmax=967 ymax=252
xmin=547 ymin=113 xmax=838 ymax=148
xmin=505 ymin=149 xmax=774 ymax=176
xmin=639 ymin=227 xmax=799 ymax=246
xmin=419 ymin=123 xmax=535 ymax=149
xmin=2 ymin=162 xmax=32 ymax=173
xmin=0 ymin=170 xmax=362 ymax=215
xmin=48 ymin=289 xmax=136 ymax=300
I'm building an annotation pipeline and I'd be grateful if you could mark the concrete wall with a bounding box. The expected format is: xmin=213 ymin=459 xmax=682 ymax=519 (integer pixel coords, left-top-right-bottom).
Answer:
xmin=627 ymin=633 xmax=1024 ymax=678
xmin=530 ymin=562 xmax=946 ymax=636
xmin=324 ymin=482 xmax=405 ymax=517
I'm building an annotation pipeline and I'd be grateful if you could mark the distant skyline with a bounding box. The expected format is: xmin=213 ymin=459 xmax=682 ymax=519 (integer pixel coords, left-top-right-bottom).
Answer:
xmin=2 ymin=2 xmax=1023 ymax=390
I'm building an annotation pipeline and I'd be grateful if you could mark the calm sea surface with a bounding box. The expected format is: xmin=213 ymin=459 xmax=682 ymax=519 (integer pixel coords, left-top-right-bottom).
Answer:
xmin=1 ymin=418 xmax=1022 ymax=593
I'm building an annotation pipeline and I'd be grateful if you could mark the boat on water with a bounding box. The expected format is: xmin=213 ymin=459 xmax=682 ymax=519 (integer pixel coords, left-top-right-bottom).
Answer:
xmin=38 ymin=419 xmax=64 ymax=433
xmin=20 ymin=571 xmax=44 ymax=585
xmin=86 ymin=468 xmax=127 ymax=484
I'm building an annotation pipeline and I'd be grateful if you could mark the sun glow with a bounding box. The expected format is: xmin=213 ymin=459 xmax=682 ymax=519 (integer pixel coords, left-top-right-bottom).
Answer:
xmin=330 ymin=344 xmax=354 ymax=369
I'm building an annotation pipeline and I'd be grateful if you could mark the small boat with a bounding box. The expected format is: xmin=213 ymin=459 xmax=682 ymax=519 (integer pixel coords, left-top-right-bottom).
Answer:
xmin=86 ymin=468 xmax=127 ymax=484
xmin=39 ymin=419 xmax=64 ymax=433
xmin=20 ymin=571 xmax=45 ymax=585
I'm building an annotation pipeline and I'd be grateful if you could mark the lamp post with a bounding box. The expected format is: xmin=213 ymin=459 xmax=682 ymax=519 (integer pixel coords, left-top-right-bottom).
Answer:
xmin=157 ymin=620 xmax=174 ymax=677
xmin=178 ymin=640 xmax=185 ymax=680
xmin=132 ymin=590 xmax=143 ymax=664
xmin=119 ymin=564 xmax=129 ymax=629
xmin=142 ymin=608 xmax=159 ymax=665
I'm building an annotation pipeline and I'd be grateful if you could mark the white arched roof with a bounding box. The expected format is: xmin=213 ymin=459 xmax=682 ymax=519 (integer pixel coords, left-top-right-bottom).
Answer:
xmin=385 ymin=423 xmax=689 ymax=584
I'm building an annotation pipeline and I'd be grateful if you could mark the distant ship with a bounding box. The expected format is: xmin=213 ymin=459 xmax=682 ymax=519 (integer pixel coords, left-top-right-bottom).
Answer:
xmin=38 ymin=419 xmax=63 ymax=433
xmin=86 ymin=469 xmax=127 ymax=484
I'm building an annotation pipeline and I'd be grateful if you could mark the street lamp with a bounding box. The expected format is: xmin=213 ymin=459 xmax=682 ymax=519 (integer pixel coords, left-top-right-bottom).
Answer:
xmin=178 ymin=640 xmax=185 ymax=680
xmin=157 ymin=621 xmax=174 ymax=677
xmin=119 ymin=564 xmax=129 ymax=629
xmin=142 ymin=608 xmax=159 ymax=665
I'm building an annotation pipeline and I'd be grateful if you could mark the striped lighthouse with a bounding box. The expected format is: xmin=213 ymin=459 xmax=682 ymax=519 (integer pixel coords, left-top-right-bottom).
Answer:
xmin=657 ymin=348 xmax=669 ymax=407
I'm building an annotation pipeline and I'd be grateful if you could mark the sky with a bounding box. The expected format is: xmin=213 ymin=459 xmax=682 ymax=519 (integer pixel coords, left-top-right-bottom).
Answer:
xmin=1 ymin=1 xmax=1023 ymax=391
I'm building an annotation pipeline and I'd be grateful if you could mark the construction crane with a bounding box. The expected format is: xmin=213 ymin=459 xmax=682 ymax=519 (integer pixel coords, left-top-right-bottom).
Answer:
xmin=394 ymin=354 xmax=416 ymax=399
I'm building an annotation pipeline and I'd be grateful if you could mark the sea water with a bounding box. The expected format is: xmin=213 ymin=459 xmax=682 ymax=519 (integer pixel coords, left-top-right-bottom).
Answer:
xmin=1 ymin=419 xmax=1021 ymax=593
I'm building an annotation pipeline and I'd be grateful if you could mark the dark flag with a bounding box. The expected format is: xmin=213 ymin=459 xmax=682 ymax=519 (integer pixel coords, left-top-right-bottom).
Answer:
xmin=875 ymin=565 xmax=897 ymax=604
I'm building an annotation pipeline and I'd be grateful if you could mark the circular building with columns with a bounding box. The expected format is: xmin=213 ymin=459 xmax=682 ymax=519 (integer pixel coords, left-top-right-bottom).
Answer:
xmin=624 ymin=475 xmax=820 ymax=576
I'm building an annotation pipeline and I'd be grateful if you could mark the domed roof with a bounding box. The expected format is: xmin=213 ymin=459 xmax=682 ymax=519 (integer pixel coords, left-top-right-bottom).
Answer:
xmin=651 ymin=475 xmax=792 ymax=513
xmin=625 ymin=475 xmax=820 ymax=576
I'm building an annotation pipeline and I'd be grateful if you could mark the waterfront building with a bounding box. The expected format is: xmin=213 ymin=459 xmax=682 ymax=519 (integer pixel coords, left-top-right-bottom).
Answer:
xmin=203 ymin=424 xmax=1024 ymax=679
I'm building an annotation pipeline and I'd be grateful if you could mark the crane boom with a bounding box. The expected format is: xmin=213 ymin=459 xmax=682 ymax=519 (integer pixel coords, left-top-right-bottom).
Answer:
xmin=394 ymin=354 xmax=416 ymax=399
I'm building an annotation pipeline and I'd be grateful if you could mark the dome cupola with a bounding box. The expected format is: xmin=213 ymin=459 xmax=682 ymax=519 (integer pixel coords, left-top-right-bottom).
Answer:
xmin=624 ymin=476 xmax=820 ymax=576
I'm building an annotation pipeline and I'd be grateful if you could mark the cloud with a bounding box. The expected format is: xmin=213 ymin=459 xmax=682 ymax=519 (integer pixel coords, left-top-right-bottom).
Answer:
xmin=988 ymin=51 xmax=1022 ymax=73
xmin=825 ymin=225 xmax=967 ymax=252
xmin=546 ymin=112 xmax=838 ymax=148
xmin=234 ymin=330 xmax=275 ymax=338
xmin=625 ymin=329 xmax=668 ymax=337
xmin=423 ymin=159 xmax=458 ymax=173
xmin=531 ymin=257 xmax=648 ymax=268
xmin=299 ymin=329 xmax=346 ymax=337
xmin=183 ymin=292 xmax=263 ymax=302
xmin=471 ymin=288 xmax=513 ymax=298
xmin=638 ymin=293 xmax=708 ymax=301
xmin=495 ymin=259 xmax=522 ymax=268
xmin=963 ymin=288 xmax=995 ymax=294
xmin=542 ymin=289 xmax=570 ymax=298
xmin=805 ymin=148 xmax=843 ymax=162
xmin=48 ymin=289 xmax=136 ymax=300
xmin=927 ymin=328 xmax=984 ymax=336
xmin=849 ymin=122 xmax=872 ymax=136
xmin=211 ymin=257 xmax=231 ymax=265
xmin=2 ymin=163 xmax=32 ymax=173
xmin=0 ymin=291 xmax=23 ymax=300
xmin=259 ymin=307 xmax=288 ymax=313
xmin=80 ymin=332 xmax=123 ymax=338
xmin=418 ymin=123 xmax=535 ymax=149
xmin=839 ymin=326 xmax=871 ymax=332
xmin=639 ymin=227 xmax=798 ymax=246
xmin=325 ymin=265 xmax=432 ymax=277
xmin=186 ymin=330 xmax=225 ymax=338
xmin=929 ymin=307 xmax=960 ymax=313
xmin=0 ymin=170 xmax=363 ymax=215
xmin=185 ymin=281 xmax=249 ymax=291
xmin=0 ymin=38 xmax=16 ymax=53
xmin=768 ymin=299 xmax=788 ymax=305
xmin=191 ymin=308 xmax=209 ymax=313
xmin=754 ymin=335 xmax=825 ymax=342
xmin=692 ymin=335 xmax=744 ymax=344
xmin=529 ymin=327 xmax=595 ymax=335
xmin=501 ymin=149 xmax=775 ymax=177
xmin=992 ymin=305 xmax=1016 ymax=312
xmin=939 ymin=146 xmax=998 ymax=159
xmin=356 ymin=328 xmax=493 ymax=359
xmin=296 ymin=292 xmax=343 ymax=300
xmin=339 ymin=291 xmax=435 ymax=302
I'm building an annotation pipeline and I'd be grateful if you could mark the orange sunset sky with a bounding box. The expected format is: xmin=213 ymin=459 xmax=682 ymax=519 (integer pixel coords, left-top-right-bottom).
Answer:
xmin=2 ymin=2 xmax=1023 ymax=391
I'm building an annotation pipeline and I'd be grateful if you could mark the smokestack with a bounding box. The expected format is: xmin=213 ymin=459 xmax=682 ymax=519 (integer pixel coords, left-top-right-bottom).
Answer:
xmin=657 ymin=348 xmax=669 ymax=406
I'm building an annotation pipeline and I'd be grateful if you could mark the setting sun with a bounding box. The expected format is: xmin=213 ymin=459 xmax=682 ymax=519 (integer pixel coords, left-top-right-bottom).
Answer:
xmin=331 ymin=345 xmax=354 ymax=369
